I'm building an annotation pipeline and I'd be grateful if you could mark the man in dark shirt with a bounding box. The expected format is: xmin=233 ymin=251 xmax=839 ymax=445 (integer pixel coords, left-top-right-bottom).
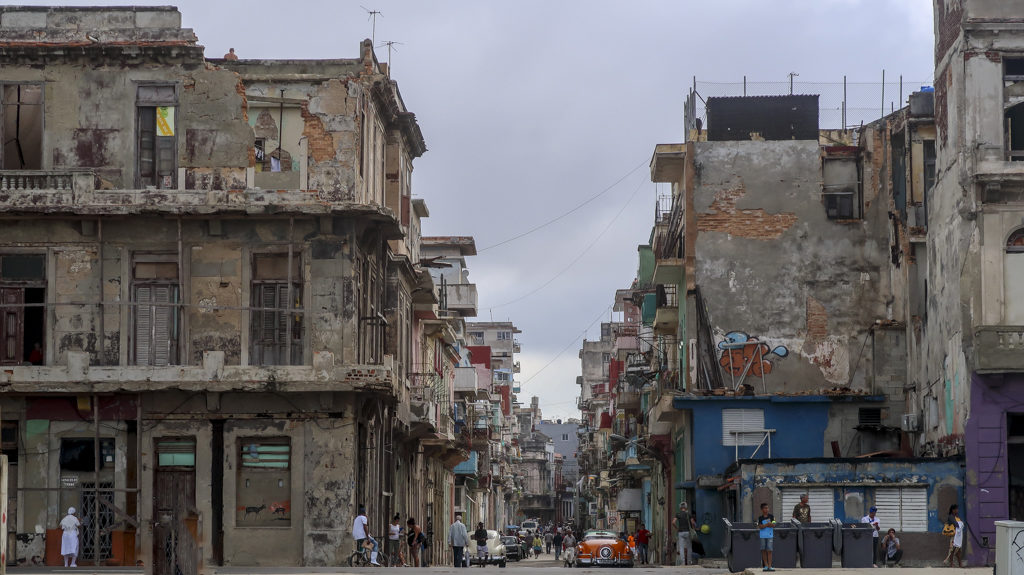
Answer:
xmin=792 ymin=494 xmax=811 ymax=524
xmin=672 ymin=501 xmax=695 ymax=565
xmin=758 ymin=503 xmax=776 ymax=572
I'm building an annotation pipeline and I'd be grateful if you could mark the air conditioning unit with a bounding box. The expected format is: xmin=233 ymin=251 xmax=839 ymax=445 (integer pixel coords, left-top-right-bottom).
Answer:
xmin=901 ymin=413 xmax=920 ymax=432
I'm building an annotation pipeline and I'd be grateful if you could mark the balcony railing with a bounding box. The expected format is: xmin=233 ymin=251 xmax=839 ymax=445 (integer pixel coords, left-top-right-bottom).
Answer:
xmin=976 ymin=325 xmax=1024 ymax=372
xmin=0 ymin=170 xmax=87 ymax=191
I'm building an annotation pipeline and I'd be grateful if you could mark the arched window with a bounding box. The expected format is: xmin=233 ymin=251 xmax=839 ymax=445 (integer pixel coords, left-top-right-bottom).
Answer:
xmin=1008 ymin=229 xmax=1024 ymax=253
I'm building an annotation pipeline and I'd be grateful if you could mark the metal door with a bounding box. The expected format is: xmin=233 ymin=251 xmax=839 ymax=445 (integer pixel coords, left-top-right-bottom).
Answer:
xmin=154 ymin=469 xmax=196 ymax=575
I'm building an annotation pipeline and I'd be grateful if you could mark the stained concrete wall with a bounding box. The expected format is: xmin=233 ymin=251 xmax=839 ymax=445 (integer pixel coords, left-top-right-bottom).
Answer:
xmin=692 ymin=140 xmax=891 ymax=393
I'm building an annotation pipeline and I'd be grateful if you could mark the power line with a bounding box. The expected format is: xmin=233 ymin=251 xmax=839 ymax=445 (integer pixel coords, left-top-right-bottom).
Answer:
xmin=477 ymin=159 xmax=647 ymax=253
xmin=489 ymin=173 xmax=647 ymax=310
xmin=521 ymin=303 xmax=613 ymax=388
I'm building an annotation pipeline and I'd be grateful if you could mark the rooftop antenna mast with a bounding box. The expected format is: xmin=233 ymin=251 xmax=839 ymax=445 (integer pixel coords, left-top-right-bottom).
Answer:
xmin=788 ymin=71 xmax=799 ymax=95
xmin=361 ymin=6 xmax=382 ymax=46
xmin=378 ymin=40 xmax=403 ymax=76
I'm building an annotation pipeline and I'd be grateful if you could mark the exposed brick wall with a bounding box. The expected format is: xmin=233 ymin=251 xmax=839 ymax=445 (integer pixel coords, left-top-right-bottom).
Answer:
xmin=301 ymin=101 xmax=335 ymax=163
xmin=696 ymin=185 xmax=798 ymax=239
xmin=805 ymin=295 xmax=828 ymax=353
xmin=935 ymin=0 xmax=964 ymax=66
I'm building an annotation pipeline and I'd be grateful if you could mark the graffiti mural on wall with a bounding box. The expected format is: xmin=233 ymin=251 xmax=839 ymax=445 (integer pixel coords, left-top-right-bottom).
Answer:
xmin=718 ymin=331 xmax=789 ymax=377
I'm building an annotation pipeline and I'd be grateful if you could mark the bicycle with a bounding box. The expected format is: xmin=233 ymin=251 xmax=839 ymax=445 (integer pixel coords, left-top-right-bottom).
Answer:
xmin=348 ymin=539 xmax=390 ymax=567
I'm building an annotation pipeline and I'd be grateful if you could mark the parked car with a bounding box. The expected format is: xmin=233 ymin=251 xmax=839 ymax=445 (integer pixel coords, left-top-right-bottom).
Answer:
xmin=501 ymin=536 xmax=522 ymax=561
xmin=469 ymin=529 xmax=507 ymax=568
xmin=519 ymin=520 xmax=539 ymax=537
xmin=574 ymin=530 xmax=633 ymax=568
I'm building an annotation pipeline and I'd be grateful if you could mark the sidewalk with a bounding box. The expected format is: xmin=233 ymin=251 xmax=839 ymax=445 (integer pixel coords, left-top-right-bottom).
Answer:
xmin=741 ymin=564 xmax=987 ymax=568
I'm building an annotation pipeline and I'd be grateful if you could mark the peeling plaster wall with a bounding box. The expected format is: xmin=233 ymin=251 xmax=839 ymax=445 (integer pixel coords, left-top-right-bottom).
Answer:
xmin=692 ymin=140 xmax=891 ymax=393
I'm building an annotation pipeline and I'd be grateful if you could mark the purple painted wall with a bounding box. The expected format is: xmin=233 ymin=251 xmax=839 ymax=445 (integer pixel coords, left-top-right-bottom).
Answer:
xmin=966 ymin=372 xmax=1024 ymax=565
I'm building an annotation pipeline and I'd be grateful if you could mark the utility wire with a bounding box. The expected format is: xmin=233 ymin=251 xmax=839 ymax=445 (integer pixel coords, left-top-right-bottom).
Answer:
xmin=521 ymin=303 xmax=613 ymax=388
xmin=489 ymin=173 xmax=647 ymax=310
xmin=477 ymin=159 xmax=647 ymax=253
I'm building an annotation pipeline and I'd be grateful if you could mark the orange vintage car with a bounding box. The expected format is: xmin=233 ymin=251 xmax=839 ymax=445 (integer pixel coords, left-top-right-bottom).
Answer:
xmin=574 ymin=530 xmax=634 ymax=567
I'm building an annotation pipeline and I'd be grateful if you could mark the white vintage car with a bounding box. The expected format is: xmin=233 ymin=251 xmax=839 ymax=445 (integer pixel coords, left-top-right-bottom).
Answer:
xmin=469 ymin=529 xmax=507 ymax=568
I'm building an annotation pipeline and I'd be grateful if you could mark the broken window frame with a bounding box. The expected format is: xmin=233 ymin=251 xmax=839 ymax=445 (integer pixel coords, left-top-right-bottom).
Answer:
xmin=822 ymin=155 xmax=862 ymax=220
xmin=0 ymin=253 xmax=46 ymax=366
xmin=130 ymin=253 xmax=180 ymax=367
xmin=1004 ymin=57 xmax=1024 ymax=161
xmin=135 ymin=83 xmax=179 ymax=189
xmin=249 ymin=253 xmax=303 ymax=366
xmin=0 ymin=83 xmax=44 ymax=171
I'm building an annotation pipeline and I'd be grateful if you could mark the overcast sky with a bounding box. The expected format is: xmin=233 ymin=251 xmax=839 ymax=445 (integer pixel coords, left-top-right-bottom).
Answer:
xmin=28 ymin=0 xmax=935 ymax=421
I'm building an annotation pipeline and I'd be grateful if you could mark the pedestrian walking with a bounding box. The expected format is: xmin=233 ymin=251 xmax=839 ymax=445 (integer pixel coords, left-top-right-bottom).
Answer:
xmin=545 ymin=530 xmax=553 ymax=554
xmin=861 ymin=506 xmax=881 ymax=567
xmin=388 ymin=513 xmax=406 ymax=566
xmin=881 ymin=528 xmax=903 ymax=566
xmin=943 ymin=504 xmax=964 ymax=567
xmin=672 ymin=501 xmax=696 ymax=565
xmin=635 ymin=523 xmax=651 ymax=565
xmin=448 ymin=514 xmax=469 ymax=568
xmin=553 ymin=530 xmax=564 ymax=561
xmin=792 ymin=493 xmax=812 ymax=524
xmin=60 ymin=507 xmax=80 ymax=568
xmin=758 ymin=502 xmax=776 ymax=572
xmin=407 ymin=517 xmax=423 ymax=567
xmin=474 ymin=522 xmax=489 ymax=567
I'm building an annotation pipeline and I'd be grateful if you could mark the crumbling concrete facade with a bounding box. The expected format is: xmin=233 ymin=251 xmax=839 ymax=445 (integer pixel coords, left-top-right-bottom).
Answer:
xmin=0 ymin=6 xmax=461 ymax=572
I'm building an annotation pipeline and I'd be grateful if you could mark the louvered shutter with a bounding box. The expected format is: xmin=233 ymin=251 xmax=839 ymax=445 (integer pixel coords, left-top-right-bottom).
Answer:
xmin=781 ymin=487 xmax=834 ymax=522
xmin=134 ymin=285 xmax=152 ymax=365
xmin=874 ymin=488 xmax=901 ymax=531
xmin=899 ymin=488 xmax=928 ymax=532
xmin=0 ymin=288 xmax=23 ymax=364
xmin=722 ymin=408 xmax=764 ymax=446
xmin=151 ymin=285 xmax=173 ymax=366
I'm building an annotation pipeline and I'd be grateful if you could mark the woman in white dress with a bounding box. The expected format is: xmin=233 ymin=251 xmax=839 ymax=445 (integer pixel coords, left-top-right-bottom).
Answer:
xmin=60 ymin=507 xmax=80 ymax=567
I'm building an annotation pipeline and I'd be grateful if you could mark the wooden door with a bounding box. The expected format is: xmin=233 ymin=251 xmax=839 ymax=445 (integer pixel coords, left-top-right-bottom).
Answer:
xmin=154 ymin=469 xmax=196 ymax=575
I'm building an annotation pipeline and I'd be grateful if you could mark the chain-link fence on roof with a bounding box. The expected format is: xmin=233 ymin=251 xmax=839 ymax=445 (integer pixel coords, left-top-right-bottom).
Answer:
xmin=687 ymin=77 xmax=934 ymax=132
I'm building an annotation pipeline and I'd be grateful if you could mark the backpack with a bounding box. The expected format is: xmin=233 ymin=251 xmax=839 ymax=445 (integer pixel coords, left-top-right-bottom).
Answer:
xmin=942 ymin=522 xmax=956 ymax=537
xmin=417 ymin=531 xmax=427 ymax=545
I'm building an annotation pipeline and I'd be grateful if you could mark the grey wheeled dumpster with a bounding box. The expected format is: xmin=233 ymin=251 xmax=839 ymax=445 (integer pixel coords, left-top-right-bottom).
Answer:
xmin=839 ymin=522 xmax=875 ymax=568
xmin=771 ymin=521 xmax=798 ymax=568
xmin=796 ymin=521 xmax=838 ymax=568
xmin=721 ymin=519 xmax=763 ymax=573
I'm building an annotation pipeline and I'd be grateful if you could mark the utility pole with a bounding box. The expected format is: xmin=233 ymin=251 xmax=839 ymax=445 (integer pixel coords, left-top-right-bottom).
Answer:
xmin=788 ymin=72 xmax=799 ymax=95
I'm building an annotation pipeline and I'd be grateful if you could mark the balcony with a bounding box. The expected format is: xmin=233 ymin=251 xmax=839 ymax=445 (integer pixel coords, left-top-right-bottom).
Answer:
xmin=454 ymin=451 xmax=479 ymax=476
xmin=975 ymin=326 xmax=1024 ymax=372
xmin=0 ymin=169 xmax=403 ymax=231
xmin=653 ymin=284 xmax=679 ymax=334
xmin=441 ymin=283 xmax=478 ymax=317
xmin=1 ymin=350 xmax=397 ymax=394
xmin=512 ymin=340 xmax=521 ymax=353
xmin=616 ymin=389 xmax=641 ymax=411
xmin=454 ymin=366 xmax=481 ymax=393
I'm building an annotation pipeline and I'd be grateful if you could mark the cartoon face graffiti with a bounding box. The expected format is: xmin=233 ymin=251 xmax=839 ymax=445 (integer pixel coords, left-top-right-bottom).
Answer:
xmin=718 ymin=332 xmax=789 ymax=377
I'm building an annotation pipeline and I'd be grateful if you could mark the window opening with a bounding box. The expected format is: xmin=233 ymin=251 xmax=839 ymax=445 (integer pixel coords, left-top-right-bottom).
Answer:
xmin=250 ymin=254 xmax=302 ymax=366
xmin=2 ymin=421 xmax=17 ymax=464
xmin=1008 ymin=229 xmax=1024 ymax=253
xmin=1 ymin=84 xmax=43 ymax=170
xmin=0 ymin=254 xmax=45 ymax=365
xmin=59 ymin=438 xmax=115 ymax=472
xmin=237 ymin=437 xmax=291 ymax=527
xmin=132 ymin=255 xmax=180 ymax=366
xmin=136 ymin=85 xmax=177 ymax=188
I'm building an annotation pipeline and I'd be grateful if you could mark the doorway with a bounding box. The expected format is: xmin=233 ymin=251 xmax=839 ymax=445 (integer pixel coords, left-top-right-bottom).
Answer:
xmin=154 ymin=438 xmax=197 ymax=575
xmin=1007 ymin=414 xmax=1024 ymax=520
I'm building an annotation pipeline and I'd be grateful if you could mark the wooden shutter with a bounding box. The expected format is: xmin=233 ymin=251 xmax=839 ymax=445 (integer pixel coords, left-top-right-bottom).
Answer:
xmin=252 ymin=283 xmax=290 ymax=366
xmin=134 ymin=285 xmax=152 ymax=365
xmin=134 ymin=284 xmax=177 ymax=366
xmin=0 ymin=288 xmax=23 ymax=364
xmin=722 ymin=408 xmax=764 ymax=446
xmin=138 ymin=107 xmax=156 ymax=187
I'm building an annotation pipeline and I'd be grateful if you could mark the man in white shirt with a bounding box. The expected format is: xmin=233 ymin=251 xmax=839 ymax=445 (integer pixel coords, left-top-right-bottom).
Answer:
xmin=448 ymin=514 xmax=470 ymax=568
xmin=352 ymin=505 xmax=380 ymax=566
xmin=861 ymin=506 xmax=881 ymax=567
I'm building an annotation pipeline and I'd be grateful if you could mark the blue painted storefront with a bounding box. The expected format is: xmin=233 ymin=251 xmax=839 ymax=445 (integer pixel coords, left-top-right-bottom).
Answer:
xmin=671 ymin=394 xmax=885 ymax=557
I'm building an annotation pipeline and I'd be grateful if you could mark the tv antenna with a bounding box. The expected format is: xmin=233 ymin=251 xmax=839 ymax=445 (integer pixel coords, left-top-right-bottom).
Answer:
xmin=787 ymin=71 xmax=799 ymax=94
xmin=361 ymin=6 xmax=382 ymax=46
xmin=378 ymin=41 xmax=403 ymax=75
